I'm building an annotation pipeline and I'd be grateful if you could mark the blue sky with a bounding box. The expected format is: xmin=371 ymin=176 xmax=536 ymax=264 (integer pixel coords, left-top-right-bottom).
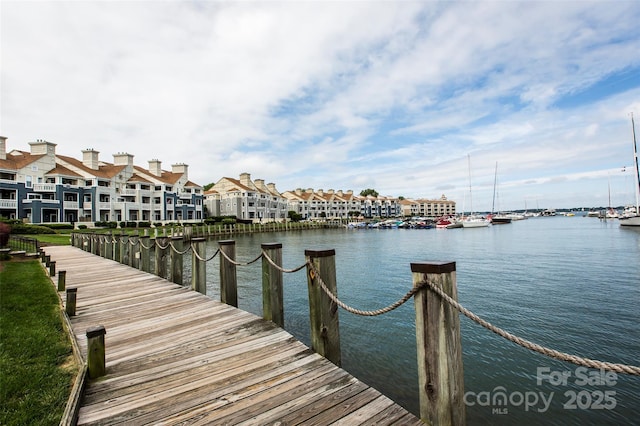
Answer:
xmin=2 ymin=1 xmax=640 ymax=211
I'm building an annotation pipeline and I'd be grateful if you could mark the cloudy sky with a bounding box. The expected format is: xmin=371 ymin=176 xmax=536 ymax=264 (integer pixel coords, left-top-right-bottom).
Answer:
xmin=2 ymin=1 xmax=640 ymax=211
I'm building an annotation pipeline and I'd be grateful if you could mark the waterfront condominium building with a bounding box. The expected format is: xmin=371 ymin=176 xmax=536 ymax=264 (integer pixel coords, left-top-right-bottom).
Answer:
xmin=280 ymin=188 xmax=401 ymax=220
xmin=204 ymin=173 xmax=289 ymax=222
xmin=0 ymin=137 xmax=203 ymax=225
xmin=398 ymin=195 xmax=456 ymax=217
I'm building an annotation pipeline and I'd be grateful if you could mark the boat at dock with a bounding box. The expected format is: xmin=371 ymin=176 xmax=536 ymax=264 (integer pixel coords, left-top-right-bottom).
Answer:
xmin=619 ymin=113 xmax=640 ymax=227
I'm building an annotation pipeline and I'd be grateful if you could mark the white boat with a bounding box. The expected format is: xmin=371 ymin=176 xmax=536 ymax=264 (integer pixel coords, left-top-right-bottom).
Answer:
xmin=620 ymin=113 xmax=640 ymax=227
xmin=462 ymin=216 xmax=490 ymax=228
xmin=462 ymin=155 xmax=490 ymax=228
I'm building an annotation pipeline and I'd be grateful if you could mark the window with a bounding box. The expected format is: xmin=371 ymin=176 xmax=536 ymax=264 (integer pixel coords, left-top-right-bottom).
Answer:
xmin=26 ymin=176 xmax=32 ymax=188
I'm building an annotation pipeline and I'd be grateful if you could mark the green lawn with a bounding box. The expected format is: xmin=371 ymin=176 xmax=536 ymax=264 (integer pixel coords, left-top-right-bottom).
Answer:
xmin=0 ymin=260 xmax=75 ymax=425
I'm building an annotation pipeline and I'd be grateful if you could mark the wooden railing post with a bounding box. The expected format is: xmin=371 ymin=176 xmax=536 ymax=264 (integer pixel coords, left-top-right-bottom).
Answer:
xmin=86 ymin=326 xmax=107 ymax=379
xmin=140 ymin=236 xmax=151 ymax=273
xmin=191 ymin=238 xmax=206 ymax=295
xmin=219 ymin=240 xmax=237 ymax=307
xmin=169 ymin=236 xmax=183 ymax=285
xmin=131 ymin=238 xmax=140 ymax=269
xmin=411 ymin=261 xmax=465 ymax=426
xmin=155 ymin=238 xmax=168 ymax=279
xmin=66 ymin=288 xmax=77 ymax=316
xmin=120 ymin=235 xmax=128 ymax=265
xmin=104 ymin=233 xmax=113 ymax=260
xmin=57 ymin=270 xmax=66 ymax=291
xmin=305 ymin=249 xmax=341 ymax=366
xmin=261 ymin=243 xmax=284 ymax=327
xmin=49 ymin=260 xmax=56 ymax=276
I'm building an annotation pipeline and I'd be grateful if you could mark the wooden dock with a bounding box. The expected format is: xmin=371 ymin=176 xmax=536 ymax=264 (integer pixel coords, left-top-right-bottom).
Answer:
xmin=44 ymin=246 xmax=422 ymax=425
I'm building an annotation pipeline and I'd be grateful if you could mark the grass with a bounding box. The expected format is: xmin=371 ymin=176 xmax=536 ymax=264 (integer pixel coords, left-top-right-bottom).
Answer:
xmin=31 ymin=234 xmax=72 ymax=246
xmin=0 ymin=260 xmax=76 ymax=425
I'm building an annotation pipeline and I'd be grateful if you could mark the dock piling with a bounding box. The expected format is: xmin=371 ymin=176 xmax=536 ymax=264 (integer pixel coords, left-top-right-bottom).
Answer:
xmin=412 ymin=261 xmax=465 ymax=426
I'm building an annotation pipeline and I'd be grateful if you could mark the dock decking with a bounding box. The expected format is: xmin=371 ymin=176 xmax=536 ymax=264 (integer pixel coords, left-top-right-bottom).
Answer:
xmin=44 ymin=246 xmax=422 ymax=425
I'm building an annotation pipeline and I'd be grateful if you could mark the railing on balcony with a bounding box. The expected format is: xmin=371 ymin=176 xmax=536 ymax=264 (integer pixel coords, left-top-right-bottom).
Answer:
xmin=63 ymin=201 xmax=79 ymax=209
xmin=32 ymin=183 xmax=56 ymax=192
xmin=0 ymin=199 xmax=17 ymax=209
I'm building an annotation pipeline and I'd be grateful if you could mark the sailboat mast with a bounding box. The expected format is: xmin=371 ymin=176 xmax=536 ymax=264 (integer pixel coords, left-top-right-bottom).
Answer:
xmin=467 ymin=154 xmax=473 ymax=214
xmin=492 ymin=161 xmax=498 ymax=215
xmin=631 ymin=113 xmax=640 ymax=211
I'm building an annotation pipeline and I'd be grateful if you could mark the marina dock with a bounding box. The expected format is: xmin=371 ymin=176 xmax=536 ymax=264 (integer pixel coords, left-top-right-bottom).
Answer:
xmin=44 ymin=245 xmax=422 ymax=425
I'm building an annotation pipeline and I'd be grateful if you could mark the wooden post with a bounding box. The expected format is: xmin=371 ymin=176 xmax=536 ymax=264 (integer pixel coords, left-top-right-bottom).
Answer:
xmin=140 ymin=236 xmax=151 ymax=273
xmin=66 ymin=288 xmax=77 ymax=316
xmin=305 ymin=249 xmax=341 ymax=366
xmin=169 ymin=236 xmax=183 ymax=285
xmin=155 ymin=238 xmax=168 ymax=279
xmin=104 ymin=233 xmax=112 ymax=260
xmin=261 ymin=243 xmax=284 ymax=327
xmin=129 ymin=238 xmax=137 ymax=268
xmin=86 ymin=326 xmax=107 ymax=379
xmin=57 ymin=270 xmax=66 ymax=291
xmin=49 ymin=260 xmax=56 ymax=276
xmin=191 ymin=238 xmax=206 ymax=295
xmin=131 ymin=238 xmax=140 ymax=269
xmin=411 ymin=262 xmax=465 ymax=426
xmin=120 ymin=235 xmax=128 ymax=265
xmin=45 ymin=255 xmax=51 ymax=267
xmin=219 ymin=240 xmax=237 ymax=307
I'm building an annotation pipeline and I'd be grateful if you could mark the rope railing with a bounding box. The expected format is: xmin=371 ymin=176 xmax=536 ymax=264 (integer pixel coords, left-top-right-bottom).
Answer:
xmin=218 ymin=248 xmax=263 ymax=266
xmin=419 ymin=278 xmax=640 ymax=376
xmin=262 ymin=251 xmax=308 ymax=273
xmin=306 ymin=259 xmax=425 ymax=316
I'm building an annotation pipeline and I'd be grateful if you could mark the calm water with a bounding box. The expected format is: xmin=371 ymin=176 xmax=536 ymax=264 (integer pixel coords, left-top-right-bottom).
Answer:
xmin=189 ymin=216 xmax=638 ymax=425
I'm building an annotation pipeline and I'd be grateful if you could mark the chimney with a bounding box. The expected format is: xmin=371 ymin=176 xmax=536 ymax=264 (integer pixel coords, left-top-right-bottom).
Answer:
xmin=82 ymin=149 xmax=100 ymax=170
xmin=113 ymin=152 xmax=134 ymax=167
xmin=337 ymin=190 xmax=344 ymax=196
xmin=317 ymin=189 xmax=324 ymax=196
xmin=295 ymin=188 xmax=302 ymax=196
xmin=29 ymin=139 xmax=57 ymax=155
xmin=327 ymin=189 xmax=334 ymax=195
xmin=148 ymin=159 xmax=162 ymax=176
xmin=267 ymin=183 xmax=278 ymax=194
xmin=240 ymin=172 xmax=251 ymax=186
xmin=0 ymin=136 xmax=6 ymax=160
xmin=171 ymin=163 xmax=188 ymax=179
xmin=254 ymin=179 xmax=265 ymax=189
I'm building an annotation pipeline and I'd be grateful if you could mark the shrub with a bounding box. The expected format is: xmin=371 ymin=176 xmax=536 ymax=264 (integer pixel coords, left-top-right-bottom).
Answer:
xmin=9 ymin=223 xmax=56 ymax=235
xmin=138 ymin=222 xmax=151 ymax=228
xmin=77 ymin=224 xmax=88 ymax=230
xmin=43 ymin=223 xmax=74 ymax=230
xmin=0 ymin=222 xmax=10 ymax=247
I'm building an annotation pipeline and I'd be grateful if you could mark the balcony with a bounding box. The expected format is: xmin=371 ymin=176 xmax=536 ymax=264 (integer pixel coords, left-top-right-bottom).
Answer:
xmin=63 ymin=201 xmax=79 ymax=209
xmin=0 ymin=199 xmax=17 ymax=209
xmin=33 ymin=183 xmax=56 ymax=192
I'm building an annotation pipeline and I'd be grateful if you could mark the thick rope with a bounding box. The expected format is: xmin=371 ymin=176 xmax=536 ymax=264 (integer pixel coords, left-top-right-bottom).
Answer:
xmin=421 ymin=279 xmax=640 ymax=376
xmin=307 ymin=260 xmax=424 ymax=316
xmin=192 ymin=247 xmax=220 ymax=262
xmin=169 ymin=241 xmax=192 ymax=255
xmin=262 ymin=251 xmax=308 ymax=273
xmin=218 ymin=248 xmax=263 ymax=266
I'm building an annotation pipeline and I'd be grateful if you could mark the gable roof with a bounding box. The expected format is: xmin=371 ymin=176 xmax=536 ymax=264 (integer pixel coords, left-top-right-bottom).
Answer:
xmin=56 ymin=154 xmax=126 ymax=179
xmin=0 ymin=150 xmax=47 ymax=171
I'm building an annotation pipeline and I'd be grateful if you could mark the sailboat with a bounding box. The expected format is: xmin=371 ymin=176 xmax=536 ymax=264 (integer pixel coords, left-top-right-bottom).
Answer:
xmin=619 ymin=113 xmax=640 ymax=227
xmin=488 ymin=161 xmax=512 ymax=224
xmin=462 ymin=154 xmax=490 ymax=228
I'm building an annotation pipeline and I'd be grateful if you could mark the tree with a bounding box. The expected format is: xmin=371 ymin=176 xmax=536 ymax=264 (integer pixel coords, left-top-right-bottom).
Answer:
xmin=203 ymin=182 xmax=215 ymax=191
xmin=287 ymin=210 xmax=303 ymax=222
xmin=360 ymin=188 xmax=379 ymax=197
